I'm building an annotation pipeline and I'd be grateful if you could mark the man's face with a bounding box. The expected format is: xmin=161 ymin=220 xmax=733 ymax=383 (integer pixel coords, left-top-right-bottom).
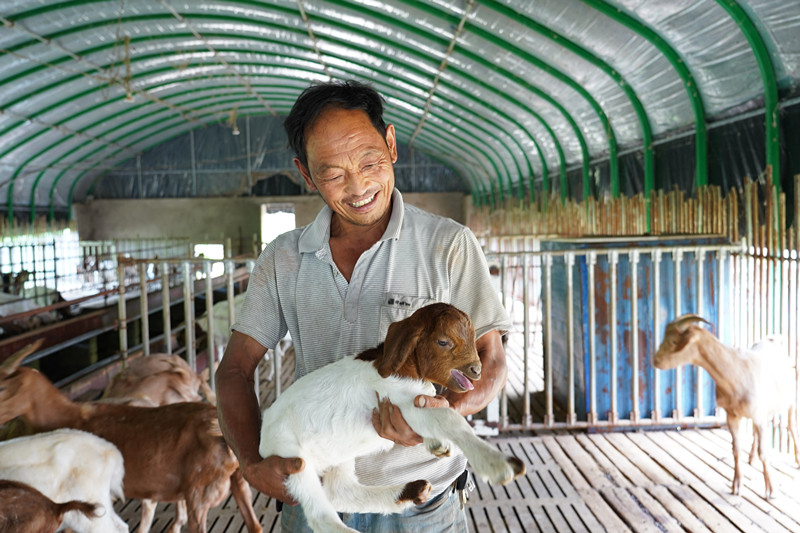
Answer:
xmin=294 ymin=107 xmax=397 ymax=231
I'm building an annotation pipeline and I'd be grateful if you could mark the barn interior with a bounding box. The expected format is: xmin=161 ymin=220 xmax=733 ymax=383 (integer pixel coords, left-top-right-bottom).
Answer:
xmin=2 ymin=1 xmax=800 ymax=531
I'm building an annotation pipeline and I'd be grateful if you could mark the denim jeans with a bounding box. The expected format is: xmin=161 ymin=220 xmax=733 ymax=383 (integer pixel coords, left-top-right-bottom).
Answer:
xmin=280 ymin=486 xmax=469 ymax=532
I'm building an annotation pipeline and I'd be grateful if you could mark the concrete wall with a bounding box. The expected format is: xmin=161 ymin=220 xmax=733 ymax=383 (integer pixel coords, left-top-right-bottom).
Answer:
xmin=73 ymin=191 xmax=468 ymax=247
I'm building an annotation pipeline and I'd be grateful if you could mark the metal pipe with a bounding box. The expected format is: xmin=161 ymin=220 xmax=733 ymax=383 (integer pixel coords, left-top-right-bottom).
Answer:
xmin=673 ymin=249 xmax=683 ymax=420
xmin=695 ymin=251 xmax=704 ymax=419
xmin=588 ymin=251 xmax=597 ymax=425
xmin=139 ymin=263 xmax=149 ymax=357
xmin=117 ymin=260 xmax=128 ymax=367
xmin=566 ymin=252 xmax=576 ymax=425
xmin=653 ymin=249 xmax=661 ymax=422
xmin=183 ymin=261 xmax=195 ymax=371
xmin=500 ymin=254 xmax=509 ymax=429
xmin=630 ymin=250 xmax=639 ymax=423
xmin=205 ymin=261 xmax=216 ymax=392
xmin=161 ymin=261 xmax=172 ymax=354
xmin=544 ymin=253 xmax=553 ymax=427
xmin=609 ymin=251 xmax=618 ymax=424
xmin=522 ymin=254 xmax=531 ymax=426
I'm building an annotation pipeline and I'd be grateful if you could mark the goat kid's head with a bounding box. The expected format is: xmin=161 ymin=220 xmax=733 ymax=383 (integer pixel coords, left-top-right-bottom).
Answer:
xmin=653 ymin=314 xmax=712 ymax=369
xmin=376 ymin=303 xmax=481 ymax=393
xmin=0 ymin=339 xmax=43 ymax=425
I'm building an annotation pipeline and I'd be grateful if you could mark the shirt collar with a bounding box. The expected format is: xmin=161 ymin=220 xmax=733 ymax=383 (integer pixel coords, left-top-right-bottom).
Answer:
xmin=298 ymin=188 xmax=404 ymax=254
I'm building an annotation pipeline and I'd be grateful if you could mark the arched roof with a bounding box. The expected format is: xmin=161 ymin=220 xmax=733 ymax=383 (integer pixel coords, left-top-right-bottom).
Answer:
xmin=2 ymin=0 xmax=799 ymax=223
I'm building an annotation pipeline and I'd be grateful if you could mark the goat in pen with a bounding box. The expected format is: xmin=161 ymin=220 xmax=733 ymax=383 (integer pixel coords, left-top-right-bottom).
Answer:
xmin=258 ymin=302 xmax=526 ymax=533
xmin=0 ymin=479 xmax=99 ymax=533
xmin=653 ymin=314 xmax=799 ymax=499
xmin=0 ymin=341 xmax=261 ymax=533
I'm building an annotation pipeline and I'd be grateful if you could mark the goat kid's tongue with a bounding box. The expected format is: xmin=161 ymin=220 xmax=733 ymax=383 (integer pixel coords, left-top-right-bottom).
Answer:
xmin=451 ymin=369 xmax=474 ymax=391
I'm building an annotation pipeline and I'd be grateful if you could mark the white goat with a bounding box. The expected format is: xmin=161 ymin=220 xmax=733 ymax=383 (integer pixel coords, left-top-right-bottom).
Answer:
xmin=653 ymin=314 xmax=799 ymax=498
xmin=0 ymin=479 xmax=98 ymax=533
xmin=259 ymin=302 xmax=525 ymax=533
xmin=0 ymin=341 xmax=262 ymax=533
xmin=0 ymin=428 xmax=127 ymax=533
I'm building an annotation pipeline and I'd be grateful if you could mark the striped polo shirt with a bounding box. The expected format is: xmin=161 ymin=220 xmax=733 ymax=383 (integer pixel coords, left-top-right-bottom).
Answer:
xmin=233 ymin=188 xmax=512 ymax=497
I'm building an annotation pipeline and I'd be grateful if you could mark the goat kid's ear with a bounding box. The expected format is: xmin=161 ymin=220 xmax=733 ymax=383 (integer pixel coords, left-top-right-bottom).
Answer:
xmin=376 ymin=316 xmax=422 ymax=378
xmin=0 ymin=339 xmax=43 ymax=377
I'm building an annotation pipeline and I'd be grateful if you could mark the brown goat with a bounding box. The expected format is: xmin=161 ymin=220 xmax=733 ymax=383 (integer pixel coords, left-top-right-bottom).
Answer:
xmin=654 ymin=314 xmax=800 ymax=498
xmin=0 ymin=479 xmax=98 ymax=533
xmin=100 ymin=352 xmax=219 ymax=532
xmin=0 ymin=343 xmax=261 ymax=533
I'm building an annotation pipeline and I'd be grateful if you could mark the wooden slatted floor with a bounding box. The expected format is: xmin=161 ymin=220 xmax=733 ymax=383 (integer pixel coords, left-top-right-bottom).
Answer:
xmin=116 ymin=428 xmax=800 ymax=532
xmin=115 ymin=343 xmax=800 ymax=532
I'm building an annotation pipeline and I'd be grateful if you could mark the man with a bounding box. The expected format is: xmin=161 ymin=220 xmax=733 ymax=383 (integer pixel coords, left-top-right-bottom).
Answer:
xmin=216 ymin=80 xmax=511 ymax=532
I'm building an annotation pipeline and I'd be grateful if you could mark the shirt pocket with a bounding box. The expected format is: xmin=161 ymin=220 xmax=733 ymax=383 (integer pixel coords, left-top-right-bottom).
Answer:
xmin=378 ymin=293 xmax=437 ymax=341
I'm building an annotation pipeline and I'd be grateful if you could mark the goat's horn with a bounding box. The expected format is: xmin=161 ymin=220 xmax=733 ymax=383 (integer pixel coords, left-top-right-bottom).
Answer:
xmin=0 ymin=338 xmax=44 ymax=374
xmin=672 ymin=314 xmax=711 ymax=332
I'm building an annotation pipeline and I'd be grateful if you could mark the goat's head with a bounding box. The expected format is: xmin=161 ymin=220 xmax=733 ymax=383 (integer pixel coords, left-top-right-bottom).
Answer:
xmin=0 ymin=339 xmax=44 ymax=425
xmin=376 ymin=303 xmax=481 ymax=392
xmin=653 ymin=314 xmax=712 ymax=369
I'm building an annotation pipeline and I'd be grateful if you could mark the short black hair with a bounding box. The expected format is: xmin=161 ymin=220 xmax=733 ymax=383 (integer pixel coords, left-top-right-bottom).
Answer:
xmin=284 ymin=80 xmax=388 ymax=171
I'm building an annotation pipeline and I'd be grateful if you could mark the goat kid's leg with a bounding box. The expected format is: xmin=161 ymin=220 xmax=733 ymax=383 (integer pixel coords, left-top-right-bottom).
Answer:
xmin=728 ymin=415 xmax=742 ymax=495
xmin=753 ymin=423 xmax=774 ymax=499
xmin=138 ymin=499 xmax=157 ymax=533
xmin=285 ymin=466 xmax=358 ymax=533
xmin=166 ymin=501 xmax=188 ymax=533
xmin=229 ymin=468 xmax=262 ymax=533
xmin=322 ymin=461 xmax=432 ymax=514
xmin=403 ymin=406 xmax=525 ymax=485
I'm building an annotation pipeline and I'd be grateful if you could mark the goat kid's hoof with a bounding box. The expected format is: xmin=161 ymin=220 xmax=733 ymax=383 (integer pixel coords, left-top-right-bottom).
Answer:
xmin=478 ymin=454 xmax=526 ymax=486
xmin=398 ymin=479 xmax=433 ymax=506
xmin=426 ymin=439 xmax=451 ymax=458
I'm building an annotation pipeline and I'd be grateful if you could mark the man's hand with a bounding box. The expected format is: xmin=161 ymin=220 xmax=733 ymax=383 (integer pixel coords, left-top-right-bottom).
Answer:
xmin=371 ymin=394 xmax=450 ymax=447
xmin=241 ymin=455 xmax=305 ymax=505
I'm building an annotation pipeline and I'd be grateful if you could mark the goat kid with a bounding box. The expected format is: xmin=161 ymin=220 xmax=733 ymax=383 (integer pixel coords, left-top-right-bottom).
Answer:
xmin=259 ymin=302 xmax=525 ymax=533
xmin=0 ymin=341 xmax=261 ymax=533
xmin=654 ymin=314 xmax=799 ymax=499
xmin=0 ymin=428 xmax=127 ymax=533
xmin=0 ymin=479 xmax=98 ymax=533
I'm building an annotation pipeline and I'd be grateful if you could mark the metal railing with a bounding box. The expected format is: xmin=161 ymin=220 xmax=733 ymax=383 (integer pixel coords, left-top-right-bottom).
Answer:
xmin=484 ymin=235 xmax=798 ymax=444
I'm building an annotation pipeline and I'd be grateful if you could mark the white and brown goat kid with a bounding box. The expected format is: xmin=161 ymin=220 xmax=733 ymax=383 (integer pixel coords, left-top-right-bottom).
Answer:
xmin=0 ymin=341 xmax=261 ymax=533
xmin=259 ymin=302 xmax=526 ymax=533
xmin=653 ymin=314 xmax=799 ymax=499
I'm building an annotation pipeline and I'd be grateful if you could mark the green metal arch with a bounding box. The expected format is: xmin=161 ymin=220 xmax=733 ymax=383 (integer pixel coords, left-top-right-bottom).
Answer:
xmin=582 ymin=0 xmax=708 ymax=189
xmin=4 ymin=21 xmax=542 ymax=215
xmin=715 ymin=0 xmax=780 ymax=188
xmin=5 ymin=4 xmax=546 ymax=208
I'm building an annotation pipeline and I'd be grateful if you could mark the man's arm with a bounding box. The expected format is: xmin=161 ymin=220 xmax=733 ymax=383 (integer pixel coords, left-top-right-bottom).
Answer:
xmin=372 ymin=329 xmax=507 ymax=446
xmin=216 ymin=330 xmax=303 ymax=503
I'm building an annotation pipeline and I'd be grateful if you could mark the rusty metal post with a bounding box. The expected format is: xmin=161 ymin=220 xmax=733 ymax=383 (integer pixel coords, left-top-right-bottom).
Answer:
xmin=652 ymin=249 xmax=662 ymax=422
xmin=630 ymin=250 xmax=640 ymax=424
xmin=588 ymin=251 xmax=598 ymax=425
xmin=609 ymin=251 xmax=618 ymax=424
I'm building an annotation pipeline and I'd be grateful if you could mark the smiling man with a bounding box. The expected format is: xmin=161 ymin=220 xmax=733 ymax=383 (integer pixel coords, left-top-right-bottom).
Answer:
xmin=216 ymin=80 xmax=512 ymax=532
